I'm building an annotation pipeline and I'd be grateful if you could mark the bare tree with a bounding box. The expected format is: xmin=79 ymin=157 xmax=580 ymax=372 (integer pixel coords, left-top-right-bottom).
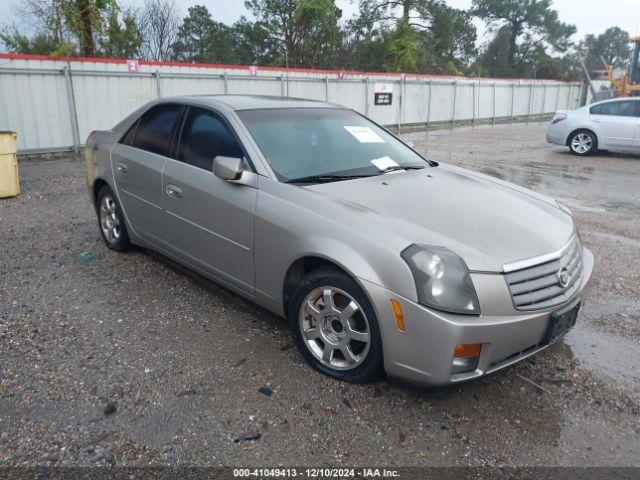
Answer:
xmin=138 ymin=0 xmax=179 ymax=61
xmin=14 ymin=0 xmax=68 ymax=43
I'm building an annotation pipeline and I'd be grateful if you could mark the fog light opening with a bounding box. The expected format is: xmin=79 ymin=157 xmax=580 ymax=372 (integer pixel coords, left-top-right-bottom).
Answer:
xmin=451 ymin=343 xmax=481 ymax=375
xmin=390 ymin=299 xmax=405 ymax=332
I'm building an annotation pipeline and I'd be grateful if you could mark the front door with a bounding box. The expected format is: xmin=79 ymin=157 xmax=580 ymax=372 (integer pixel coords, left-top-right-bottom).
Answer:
xmin=112 ymin=103 xmax=183 ymax=245
xmin=161 ymin=106 xmax=257 ymax=294
xmin=590 ymin=100 xmax=638 ymax=149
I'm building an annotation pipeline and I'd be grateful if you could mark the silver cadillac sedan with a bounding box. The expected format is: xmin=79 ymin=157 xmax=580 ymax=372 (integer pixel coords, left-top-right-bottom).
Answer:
xmin=85 ymin=95 xmax=593 ymax=386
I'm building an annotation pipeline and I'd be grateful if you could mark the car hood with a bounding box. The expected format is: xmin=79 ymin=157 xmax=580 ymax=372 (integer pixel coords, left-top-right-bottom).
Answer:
xmin=304 ymin=164 xmax=574 ymax=272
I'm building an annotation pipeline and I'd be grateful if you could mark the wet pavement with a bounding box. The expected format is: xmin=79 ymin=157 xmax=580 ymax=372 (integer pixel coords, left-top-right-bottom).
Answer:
xmin=1 ymin=122 xmax=639 ymax=467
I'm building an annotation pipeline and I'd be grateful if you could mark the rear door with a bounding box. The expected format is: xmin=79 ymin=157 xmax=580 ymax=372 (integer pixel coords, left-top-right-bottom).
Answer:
xmin=161 ymin=106 xmax=257 ymax=294
xmin=111 ymin=103 xmax=184 ymax=245
xmin=589 ymin=100 xmax=638 ymax=149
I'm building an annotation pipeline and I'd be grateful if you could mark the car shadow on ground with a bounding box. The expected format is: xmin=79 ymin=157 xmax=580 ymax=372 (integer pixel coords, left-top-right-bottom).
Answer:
xmin=136 ymin=245 xmax=560 ymax=402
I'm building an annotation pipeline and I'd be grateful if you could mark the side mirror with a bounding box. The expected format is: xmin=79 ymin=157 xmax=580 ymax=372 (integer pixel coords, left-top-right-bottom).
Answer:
xmin=213 ymin=156 xmax=244 ymax=181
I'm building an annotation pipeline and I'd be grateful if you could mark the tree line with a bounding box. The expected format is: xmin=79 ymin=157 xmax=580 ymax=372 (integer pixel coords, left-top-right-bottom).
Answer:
xmin=0 ymin=0 xmax=635 ymax=80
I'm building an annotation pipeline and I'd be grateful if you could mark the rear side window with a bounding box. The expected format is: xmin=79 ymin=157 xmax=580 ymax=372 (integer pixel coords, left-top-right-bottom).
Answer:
xmin=132 ymin=104 xmax=183 ymax=156
xmin=590 ymin=101 xmax=637 ymax=117
xmin=178 ymin=107 xmax=244 ymax=171
xmin=120 ymin=120 xmax=138 ymax=146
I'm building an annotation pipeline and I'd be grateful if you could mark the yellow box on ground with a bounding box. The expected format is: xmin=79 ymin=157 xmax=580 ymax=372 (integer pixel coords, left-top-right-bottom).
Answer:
xmin=0 ymin=131 xmax=19 ymax=198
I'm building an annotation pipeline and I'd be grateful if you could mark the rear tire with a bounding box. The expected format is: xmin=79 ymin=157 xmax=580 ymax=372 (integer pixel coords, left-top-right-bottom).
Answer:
xmin=287 ymin=267 xmax=384 ymax=383
xmin=96 ymin=185 xmax=131 ymax=252
xmin=568 ymin=130 xmax=596 ymax=156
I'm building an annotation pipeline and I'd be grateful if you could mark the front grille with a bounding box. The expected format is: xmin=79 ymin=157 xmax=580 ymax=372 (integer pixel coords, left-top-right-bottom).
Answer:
xmin=504 ymin=235 xmax=584 ymax=311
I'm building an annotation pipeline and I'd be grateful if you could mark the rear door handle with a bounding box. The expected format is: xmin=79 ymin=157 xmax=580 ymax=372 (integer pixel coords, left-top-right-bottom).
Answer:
xmin=116 ymin=163 xmax=128 ymax=173
xmin=166 ymin=184 xmax=183 ymax=199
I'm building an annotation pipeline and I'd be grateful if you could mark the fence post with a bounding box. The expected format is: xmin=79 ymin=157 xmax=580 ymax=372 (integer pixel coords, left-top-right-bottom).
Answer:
xmin=541 ymin=83 xmax=547 ymax=116
xmin=451 ymin=80 xmax=457 ymax=125
xmin=223 ymin=72 xmax=229 ymax=94
xmin=401 ymin=77 xmax=407 ymax=128
xmin=492 ymin=82 xmax=497 ymax=125
xmin=510 ymin=83 xmax=515 ymax=124
xmin=526 ymin=83 xmax=533 ymax=124
xmin=397 ymin=79 xmax=402 ymax=132
xmin=154 ymin=70 xmax=162 ymax=98
xmin=554 ymin=85 xmax=560 ymax=112
xmin=365 ymin=78 xmax=369 ymax=116
xmin=426 ymin=79 xmax=432 ymax=128
xmin=567 ymin=84 xmax=574 ymax=109
xmin=280 ymin=76 xmax=285 ymax=96
xmin=472 ymin=81 xmax=476 ymax=127
xmin=577 ymin=81 xmax=585 ymax=107
xmin=325 ymin=75 xmax=329 ymax=101
xmin=63 ymin=65 xmax=81 ymax=158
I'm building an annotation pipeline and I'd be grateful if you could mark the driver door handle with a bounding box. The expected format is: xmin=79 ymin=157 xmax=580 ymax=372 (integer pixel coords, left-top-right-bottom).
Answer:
xmin=166 ymin=184 xmax=183 ymax=199
xmin=116 ymin=163 xmax=128 ymax=173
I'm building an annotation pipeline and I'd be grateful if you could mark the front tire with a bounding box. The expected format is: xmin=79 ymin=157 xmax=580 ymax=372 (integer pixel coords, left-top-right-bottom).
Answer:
xmin=287 ymin=267 xmax=384 ymax=383
xmin=568 ymin=130 xmax=596 ymax=156
xmin=96 ymin=185 xmax=131 ymax=252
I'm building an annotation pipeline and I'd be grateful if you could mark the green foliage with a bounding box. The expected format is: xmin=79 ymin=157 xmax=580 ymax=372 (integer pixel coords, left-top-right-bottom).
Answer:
xmin=171 ymin=5 xmax=235 ymax=63
xmin=346 ymin=0 xmax=476 ymax=74
xmin=472 ymin=0 xmax=576 ymax=77
xmin=384 ymin=19 xmax=419 ymax=72
xmin=579 ymin=27 xmax=632 ymax=70
xmin=100 ymin=6 xmax=143 ymax=58
xmin=0 ymin=0 xmax=629 ymax=81
xmin=232 ymin=16 xmax=280 ymax=65
xmin=245 ymin=0 xmax=343 ymax=68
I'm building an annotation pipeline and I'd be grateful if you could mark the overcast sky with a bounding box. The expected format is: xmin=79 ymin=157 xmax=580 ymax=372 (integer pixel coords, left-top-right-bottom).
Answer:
xmin=2 ymin=0 xmax=639 ymax=46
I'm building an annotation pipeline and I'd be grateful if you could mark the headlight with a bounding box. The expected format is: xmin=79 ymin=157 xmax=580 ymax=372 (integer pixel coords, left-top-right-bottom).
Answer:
xmin=401 ymin=245 xmax=480 ymax=315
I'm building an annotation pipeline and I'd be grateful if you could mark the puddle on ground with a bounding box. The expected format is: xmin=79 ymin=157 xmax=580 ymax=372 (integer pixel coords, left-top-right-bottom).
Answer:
xmin=562 ymin=324 xmax=640 ymax=389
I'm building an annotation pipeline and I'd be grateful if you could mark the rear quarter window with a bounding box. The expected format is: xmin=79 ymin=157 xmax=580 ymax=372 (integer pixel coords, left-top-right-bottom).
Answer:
xmin=132 ymin=104 xmax=183 ymax=156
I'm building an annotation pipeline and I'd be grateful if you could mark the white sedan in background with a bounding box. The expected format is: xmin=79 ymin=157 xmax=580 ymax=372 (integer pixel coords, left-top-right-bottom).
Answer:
xmin=546 ymin=97 xmax=640 ymax=155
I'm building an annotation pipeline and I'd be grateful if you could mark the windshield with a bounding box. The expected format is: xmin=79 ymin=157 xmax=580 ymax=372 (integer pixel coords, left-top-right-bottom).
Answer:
xmin=237 ymin=108 xmax=430 ymax=182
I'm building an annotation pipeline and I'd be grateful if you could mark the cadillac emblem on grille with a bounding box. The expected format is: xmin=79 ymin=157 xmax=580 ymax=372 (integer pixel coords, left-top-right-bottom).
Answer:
xmin=557 ymin=267 xmax=569 ymax=287
xmin=504 ymin=234 xmax=584 ymax=311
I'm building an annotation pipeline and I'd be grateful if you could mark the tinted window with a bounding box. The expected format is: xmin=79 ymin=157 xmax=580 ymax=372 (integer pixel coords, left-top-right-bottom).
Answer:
xmin=120 ymin=120 xmax=138 ymax=146
xmin=590 ymin=101 xmax=637 ymax=117
xmin=133 ymin=104 xmax=182 ymax=156
xmin=178 ymin=107 xmax=244 ymax=171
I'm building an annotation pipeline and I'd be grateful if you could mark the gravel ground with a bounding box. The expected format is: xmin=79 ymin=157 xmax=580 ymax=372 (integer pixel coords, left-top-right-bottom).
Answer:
xmin=1 ymin=122 xmax=639 ymax=468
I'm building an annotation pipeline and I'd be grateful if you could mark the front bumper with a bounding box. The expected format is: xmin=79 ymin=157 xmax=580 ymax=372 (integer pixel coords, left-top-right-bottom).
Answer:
xmin=361 ymin=248 xmax=594 ymax=386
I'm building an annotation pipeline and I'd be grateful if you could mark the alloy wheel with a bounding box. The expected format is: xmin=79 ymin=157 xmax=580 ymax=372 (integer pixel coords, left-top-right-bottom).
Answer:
xmin=99 ymin=195 xmax=121 ymax=244
xmin=571 ymin=133 xmax=593 ymax=154
xmin=299 ymin=286 xmax=371 ymax=370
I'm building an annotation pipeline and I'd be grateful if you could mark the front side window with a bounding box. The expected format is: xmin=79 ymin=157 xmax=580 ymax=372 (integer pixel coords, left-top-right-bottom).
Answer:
xmin=590 ymin=101 xmax=637 ymax=117
xmin=237 ymin=108 xmax=429 ymax=182
xmin=178 ymin=107 xmax=244 ymax=171
xmin=132 ymin=104 xmax=183 ymax=156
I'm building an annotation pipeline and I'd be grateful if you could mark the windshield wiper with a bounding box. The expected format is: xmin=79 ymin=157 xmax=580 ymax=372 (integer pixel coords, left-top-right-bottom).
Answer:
xmin=380 ymin=165 xmax=426 ymax=173
xmin=286 ymin=174 xmax=379 ymax=184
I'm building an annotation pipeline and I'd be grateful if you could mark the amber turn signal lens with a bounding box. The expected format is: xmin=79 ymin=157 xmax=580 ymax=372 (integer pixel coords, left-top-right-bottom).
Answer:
xmin=453 ymin=343 xmax=481 ymax=358
xmin=390 ymin=299 xmax=405 ymax=331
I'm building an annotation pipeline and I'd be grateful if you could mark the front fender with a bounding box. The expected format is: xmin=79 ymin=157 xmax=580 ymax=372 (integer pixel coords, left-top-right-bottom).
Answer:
xmin=253 ymin=179 xmax=417 ymax=317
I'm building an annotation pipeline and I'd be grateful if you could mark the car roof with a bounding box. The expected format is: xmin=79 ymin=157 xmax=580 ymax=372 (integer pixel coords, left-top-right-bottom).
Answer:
xmin=592 ymin=97 xmax=640 ymax=106
xmin=176 ymin=94 xmax=345 ymax=111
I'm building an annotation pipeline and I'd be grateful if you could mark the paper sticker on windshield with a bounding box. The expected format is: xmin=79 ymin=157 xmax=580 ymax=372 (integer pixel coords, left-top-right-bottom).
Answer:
xmin=344 ymin=126 xmax=385 ymax=143
xmin=371 ymin=156 xmax=399 ymax=171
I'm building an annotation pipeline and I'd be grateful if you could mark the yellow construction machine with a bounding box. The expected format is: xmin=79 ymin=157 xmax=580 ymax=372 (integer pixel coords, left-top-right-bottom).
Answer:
xmin=606 ymin=35 xmax=640 ymax=97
